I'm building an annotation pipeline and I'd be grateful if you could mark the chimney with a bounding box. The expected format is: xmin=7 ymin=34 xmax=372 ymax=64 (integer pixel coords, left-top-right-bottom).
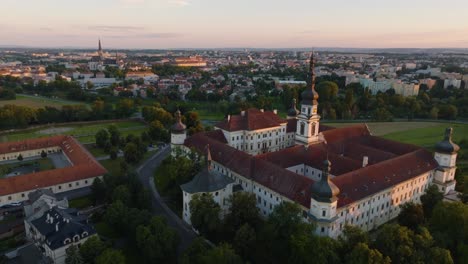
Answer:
xmin=55 ymin=223 xmax=59 ymax=232
xmin=227 ymin=115 xmax=231 ymax=122
xmin=260 ymin=109 xmax=264 ymax=113
xmin=273 ymin=109 xmax=277 ymax=115
xmin=46 ymin=213 xmax=50 ymax=223
xmin=241 ymin=110 xmax=246 ymax=116
xmin=362 ymin=156 xmax=369 ymax=167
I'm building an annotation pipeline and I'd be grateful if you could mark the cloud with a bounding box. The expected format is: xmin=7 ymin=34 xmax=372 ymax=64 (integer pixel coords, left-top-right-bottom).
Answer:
xmin=299 ymin=30 xmax=321 ymax=34
xmin=120 ymin=0 xmax=146 ymax=4
xmin=39 ymin=27 xmax=53 ymax=31
xmin=105 ymin=33 xmax=183 ymax=39
xmin=168 ymin=0 xmax=191 ymax=7
xmin=88 ymin=25 xmax=145 ymax=32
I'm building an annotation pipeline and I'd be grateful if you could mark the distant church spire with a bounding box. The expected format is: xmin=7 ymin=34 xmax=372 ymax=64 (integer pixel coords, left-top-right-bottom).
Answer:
xmin=98 ymin=38 xmax=103 ymax=58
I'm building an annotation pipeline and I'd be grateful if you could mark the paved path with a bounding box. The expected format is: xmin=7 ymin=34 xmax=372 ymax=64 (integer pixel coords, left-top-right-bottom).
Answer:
xmin=136 ymin=146 xmax=197 ymax=253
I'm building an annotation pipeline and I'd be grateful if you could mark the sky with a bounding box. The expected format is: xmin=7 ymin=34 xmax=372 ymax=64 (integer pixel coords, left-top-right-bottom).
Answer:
xmin=1 ymin=0 xmax=468 ymax=49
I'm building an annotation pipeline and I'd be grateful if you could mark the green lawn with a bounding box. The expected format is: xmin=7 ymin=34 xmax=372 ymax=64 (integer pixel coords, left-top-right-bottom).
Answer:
xmin=85 ymin=144 xmax=108 ymax=157
xmin=382 ymin=123 xmax=468 ymax=149
xmin=0 ymin=158 xmax=55 ymax=178
xmin=0 ymin=121 xmax=146 ymax=144
xmin=69 ymin=196 xmax=93 ymax=209
xmin=100 ymin=157 xmax=124 ymax=176
xmin=0 ymin=94 xmax=86 ymax=109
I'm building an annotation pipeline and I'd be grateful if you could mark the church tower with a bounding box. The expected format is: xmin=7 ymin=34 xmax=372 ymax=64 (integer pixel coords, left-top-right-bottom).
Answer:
xmin=295 ymin=52 xmax=321 ymax=146
xmin=98 ymin=38 xmax=103 ymax=59
xmin=433 ymin=128 xmax=460 ymax=194
xmin=170 ymin=109 xmax=187 ymax=156
xmin=309 ymin=159 xmax=340 ymax=237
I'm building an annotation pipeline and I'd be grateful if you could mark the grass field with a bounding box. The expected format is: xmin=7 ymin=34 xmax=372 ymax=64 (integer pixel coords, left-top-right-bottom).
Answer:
xmin=0 ymin=94 xmax=85 ymax=109
xmin=0 ymin=121 xmax=147 ymax=144
xmin=325 ymin=121 xmax=468 ymax=148
xmin=0 ymin=158 xmax=55 ymax=178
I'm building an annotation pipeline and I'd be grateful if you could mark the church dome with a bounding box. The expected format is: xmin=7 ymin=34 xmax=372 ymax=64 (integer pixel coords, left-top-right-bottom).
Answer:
xmin=311 ymin=159 xmax=340 ymax=202
xmin=435 ymin=127 xmax=460 ymax=154
xmin=171 ymin=110 xmax=186 ymax=134
xmin=287 ymin=98 xmax=300 ymax=117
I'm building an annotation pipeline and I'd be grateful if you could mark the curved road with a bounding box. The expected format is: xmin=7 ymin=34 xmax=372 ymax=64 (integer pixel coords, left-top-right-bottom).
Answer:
xmin=136 ymin=146 xmax=197 ymax=253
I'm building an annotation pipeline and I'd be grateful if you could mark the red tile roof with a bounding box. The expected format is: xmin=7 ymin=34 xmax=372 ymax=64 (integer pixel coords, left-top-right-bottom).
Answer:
xmin=185 ymin=122 xmax=437 ymax=209
xmin=0 ymin=135 xmax=107 ymax=196
xmin=215 ymin=109 xmax=286 ymax=131
xmin=332 ymin=149 xmax=437 ymax=207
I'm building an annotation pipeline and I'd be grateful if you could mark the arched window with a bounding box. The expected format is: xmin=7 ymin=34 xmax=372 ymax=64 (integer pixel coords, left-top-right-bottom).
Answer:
xmin=300 ymin=122 xmax=305 ymax=135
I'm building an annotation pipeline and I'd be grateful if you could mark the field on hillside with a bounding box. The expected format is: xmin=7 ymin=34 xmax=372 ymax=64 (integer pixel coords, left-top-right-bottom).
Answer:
xmin=0 ymin=94 xmax=85 ymax=109
xmin=0 ymin=121 xmax=147 ymax=144
xmin=382 ymin=123 xmax=468 ymax=149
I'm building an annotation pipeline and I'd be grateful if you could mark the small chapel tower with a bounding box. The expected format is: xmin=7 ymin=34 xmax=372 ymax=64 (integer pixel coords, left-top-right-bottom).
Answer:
xmin=295 ymin=52 xmax=321 ymax=146
xmin=309 ymin=159 xmax=340 ymax=237
xmin=170 ymin=109 xmax=187 ymax=156
xmin=433 ymin=127 xmax=460 ymax=194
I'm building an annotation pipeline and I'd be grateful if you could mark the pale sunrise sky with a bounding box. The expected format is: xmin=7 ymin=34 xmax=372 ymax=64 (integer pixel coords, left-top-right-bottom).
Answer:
xmin=1 ymin=0 xmax=468 ymax=49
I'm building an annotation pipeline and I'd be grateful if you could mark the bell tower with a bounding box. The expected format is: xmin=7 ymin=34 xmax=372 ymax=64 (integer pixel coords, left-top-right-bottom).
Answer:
xmin=433 ymin=128 xmax=459 ymax=194
xmin=170 ymin=109 xmax=187 ymax=156
xmin=295 ymin=52 xmax=321 ymax=146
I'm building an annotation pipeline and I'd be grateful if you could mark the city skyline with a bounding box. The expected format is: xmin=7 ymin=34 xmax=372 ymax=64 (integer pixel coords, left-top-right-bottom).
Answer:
xmin=2 ymin=0 xmax=468 ymax=49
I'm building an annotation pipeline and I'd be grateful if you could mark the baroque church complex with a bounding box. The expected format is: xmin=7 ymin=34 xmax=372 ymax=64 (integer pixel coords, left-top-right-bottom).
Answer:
xmin=172 ymin=54 xmax=460 ymax=238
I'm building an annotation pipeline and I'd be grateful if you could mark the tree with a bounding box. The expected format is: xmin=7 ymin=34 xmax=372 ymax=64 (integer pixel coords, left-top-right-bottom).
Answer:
xmin=148 ymin=120 xmax=168 ymax=142
xmin=430 ymin=107 xmax=439 ymax=119
xmin=124 ymin=142 xmax=139 ymax=163
xmin=95 ymin=249 xmax=125 ymax=264
xmin=264 ymin=202 xmax=318 ymax=263
xmin=345 ymin=243 xmax=390 ymax=264
xmin=85 ymin=81 xmax=94 ymax=90
xmin=200 ymin=243 xmax=243 ymax=264
xmin=190 ymin=193 xmax=222 ymax=239
xmin=430 ymin=202 xmax=468 ymax=262
xmin=107 ymin=125 xmax=120 ymax=147
xmin=373 ymin=224 xmax=415 ymax=263
xmin=104 ymin=201 xmax=128 ymax=231
xmin=112 ymin=185 xmax=131 ymax=206
xmin=109 ymin=148 xmax=118 ymax=160
xmin=95 ymin=129 xmax=110 ymax=149
xmin=420 ymin=185 xmax=443 ymax=218
xmin=136 ymin=216 xmax=179 ymax=263
xmin=17 ymin=154 xmax=23 ymax=161
xmin=41 ymin=150 xmax=47 ymax=158
xmin=184 ymin=111 xmax=204 ymax=135
xmin=119 ymin=160 xmax=128 ymax=175
xmin=225 ymin=192 xmax=261 ymax=233
xmin=338 ymin=225 xmax=369 ymax=255
xmin=65 ymin=245 xmax=83 ymax=264
xmin=116 ymin=98 xmax=134 ymax=117
xmin=316 ymin=81 xmax=339 ymax=101
xmin=397 ymin=202 xmax=425 ymax=230
xmin=180 ymin=237 xmax=211 ymax=264
xmin=233 ymin=223 xmax=256 ymax=260
xmin=372 ymin=107 xmax=393 ymax=121
xmin=79 ymin=236 xmax=106 ymax=264
xmin=91 ymin=177 xmax=106 ymax=204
